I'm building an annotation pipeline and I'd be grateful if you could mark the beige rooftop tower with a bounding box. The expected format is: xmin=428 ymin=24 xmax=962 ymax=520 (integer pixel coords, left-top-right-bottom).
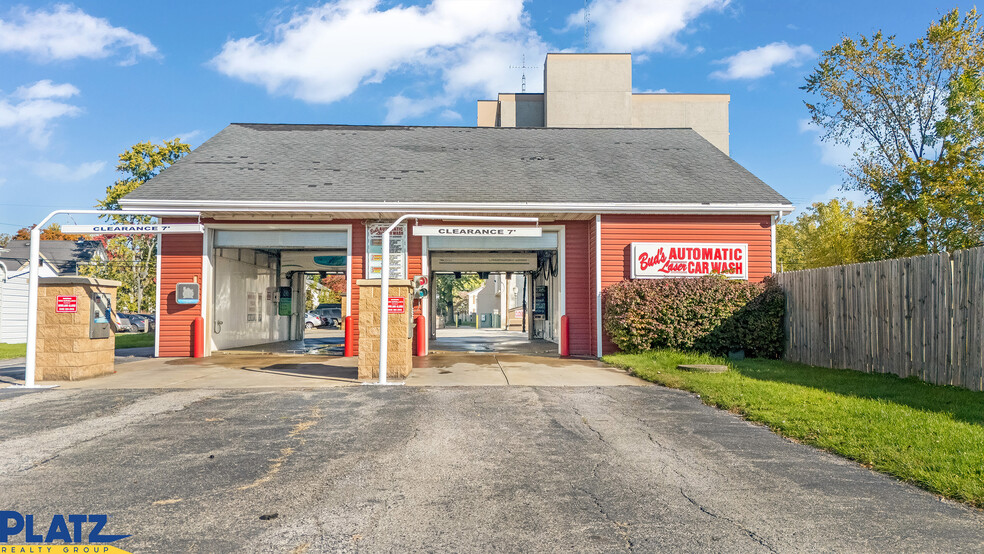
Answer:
xmin=478 ymin=53 xmax=730 ymax=155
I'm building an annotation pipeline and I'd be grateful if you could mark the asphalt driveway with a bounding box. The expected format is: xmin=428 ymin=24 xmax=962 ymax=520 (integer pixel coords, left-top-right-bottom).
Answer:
xmin=0 ymin=386 xmax=981 ymax=552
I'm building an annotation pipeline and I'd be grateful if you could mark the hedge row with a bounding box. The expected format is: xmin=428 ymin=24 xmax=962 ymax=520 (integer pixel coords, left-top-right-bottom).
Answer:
xmin=602 ymin=276 xmax=784 ymax=358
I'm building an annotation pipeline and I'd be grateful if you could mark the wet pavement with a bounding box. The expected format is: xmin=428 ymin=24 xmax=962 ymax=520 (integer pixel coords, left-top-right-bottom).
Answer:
xmin=430 ymin=328 xmax=558 ymax=355
xmin=222 ymin=328 xmax=345 ymax=356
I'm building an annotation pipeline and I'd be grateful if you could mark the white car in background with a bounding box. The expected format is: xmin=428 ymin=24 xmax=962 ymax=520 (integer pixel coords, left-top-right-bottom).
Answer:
xmin=304 ymin=312 xmax=323 ymax=329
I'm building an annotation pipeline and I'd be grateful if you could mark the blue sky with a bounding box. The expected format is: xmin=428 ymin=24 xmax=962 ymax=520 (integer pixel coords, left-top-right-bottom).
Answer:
xmin=0 ymin=0 xmax=975 ymax=231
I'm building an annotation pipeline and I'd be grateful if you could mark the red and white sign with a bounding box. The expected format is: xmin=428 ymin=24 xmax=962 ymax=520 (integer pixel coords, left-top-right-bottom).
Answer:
xmin=56 ymin=295 xmax=78 ymax=313
xmin=387 ymin=297 xmax=406 ymax=314
xmin=631 ymin=243 xmax=748 ymax=280
xmin=513 ymin=309 xmax=523 ymax=318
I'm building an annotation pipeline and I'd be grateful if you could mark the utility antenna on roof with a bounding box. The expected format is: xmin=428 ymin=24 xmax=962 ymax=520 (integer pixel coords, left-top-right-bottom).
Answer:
xmin=584 ymin=0 xmax=590 ymax=49
xmin=509 ymin=54 xmax=538 ymax=93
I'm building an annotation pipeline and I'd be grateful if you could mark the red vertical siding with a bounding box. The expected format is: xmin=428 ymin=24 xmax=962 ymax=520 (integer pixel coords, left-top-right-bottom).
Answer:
xmin=598 ymin=214 xmax=773 ymax=354
xmin=564 ymin=220 xmax=593 ymax=357
xmin=348 ymin=222 xmax=365 ymax=355
xmin=407 ymin=232 xmax=424 ymax=318
xmin=158 ymin=222 xmax=203 ymax=357
xmin=158 ymin=218 xmax=366 ymax=357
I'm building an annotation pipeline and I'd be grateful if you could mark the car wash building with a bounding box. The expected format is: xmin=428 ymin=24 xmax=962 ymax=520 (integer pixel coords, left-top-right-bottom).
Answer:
xmin=118 ymin=53 xmax=792 ymax=360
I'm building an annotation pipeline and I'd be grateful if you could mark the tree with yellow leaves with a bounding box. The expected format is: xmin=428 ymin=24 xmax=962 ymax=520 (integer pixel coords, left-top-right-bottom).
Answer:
xmin=803 ymin=8 xmax=984 ymax=254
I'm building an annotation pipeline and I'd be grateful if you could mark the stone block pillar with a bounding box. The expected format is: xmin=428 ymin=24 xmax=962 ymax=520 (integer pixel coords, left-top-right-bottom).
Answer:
xmin=357 ymin=279 xmax=413 ymax=380
xmin=36 ymin=277 xmax=121 ymax=381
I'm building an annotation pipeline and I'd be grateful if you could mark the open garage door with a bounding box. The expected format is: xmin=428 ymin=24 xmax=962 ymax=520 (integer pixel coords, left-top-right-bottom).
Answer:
xmin=424 ymin=230 xmax=563 ymax=355
xmin=206 ymin=228 xmax=350 ymax=356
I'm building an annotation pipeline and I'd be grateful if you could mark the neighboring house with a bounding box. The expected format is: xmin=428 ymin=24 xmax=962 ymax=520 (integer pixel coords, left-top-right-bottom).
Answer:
xmin=466 ymin=282 xmax=487 ymax=317
xmin=0 ymin=240 xmax=107 ymax=343
xmin=471 ymin=274 xmax=524 ymax=329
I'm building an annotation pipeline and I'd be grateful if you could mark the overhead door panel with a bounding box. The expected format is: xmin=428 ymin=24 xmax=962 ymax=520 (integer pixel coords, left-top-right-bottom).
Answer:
xmin=214 ymin=230 xmax=347 ymax=249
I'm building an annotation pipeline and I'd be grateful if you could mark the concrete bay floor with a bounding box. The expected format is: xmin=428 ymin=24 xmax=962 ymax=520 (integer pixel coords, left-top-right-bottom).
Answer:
xmin=0 ymin=386 xmax=981 ymax=552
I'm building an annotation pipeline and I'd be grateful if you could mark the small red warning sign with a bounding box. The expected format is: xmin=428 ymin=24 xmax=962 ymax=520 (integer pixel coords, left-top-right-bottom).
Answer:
xmin=388 ymin=297 xmax=405 ymax=314
xmin=56 ymin=295 xmax=78 ymax=313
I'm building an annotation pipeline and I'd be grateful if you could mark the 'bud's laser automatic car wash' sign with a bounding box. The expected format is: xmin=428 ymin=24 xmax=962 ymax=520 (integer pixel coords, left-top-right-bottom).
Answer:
xmin=631 ymin=243 xmax=748 ymax=280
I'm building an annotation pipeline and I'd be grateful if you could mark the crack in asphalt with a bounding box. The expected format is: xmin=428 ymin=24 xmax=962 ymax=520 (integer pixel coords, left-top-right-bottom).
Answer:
xmin=569 ymin=402 xmax=607 ymax=445
xmin=678 ymin=486 xmax=778 ymax=553
xmin=571 ymin=476 xmax=635 ymax=552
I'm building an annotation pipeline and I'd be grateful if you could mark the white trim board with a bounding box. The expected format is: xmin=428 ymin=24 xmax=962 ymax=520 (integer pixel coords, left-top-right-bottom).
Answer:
xmin=122 ymin=199 xmax=793 ymax=216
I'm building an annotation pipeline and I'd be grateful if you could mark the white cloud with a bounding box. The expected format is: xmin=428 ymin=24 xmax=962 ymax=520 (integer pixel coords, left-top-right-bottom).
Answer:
xmin=33 ymin=160 xmax=106 ymax=182
xmin=808 ymin=184 xmax=868 ymax=207
xmin=14 ymin=80 xmax=80 ymax=100
xmin=439 ymin=109 xmax=462 ymax=121
xmin=442 ymin=32 xmax=549 ymax=98
xmin=169 ymin=130 xmax=201 ymax=142
xmin=0 ymin=4 xmax=158 ymax=64
xmin=0 ymin=80 xmax=82 ymax=147
xmin=567 ymin=0 xmax=730 ymax=53
xmin=710 ymin=41 xmax=814 ymax=80
xmin=798 ymin=118 xmax=857 ymax=168
xmin=212 ymin=0 xmax=535 ymax=111
xmin=384 ymin=95 xmax=448 ymax=125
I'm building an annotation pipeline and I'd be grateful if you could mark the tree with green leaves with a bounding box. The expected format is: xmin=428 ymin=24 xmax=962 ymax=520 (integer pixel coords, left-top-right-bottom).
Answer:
xmin=83 ymin=139 xmax=191 ymax=312
xmin=433 ymin=273 xmax=484 ymax=327
xmin=803 ymin=8 xmax=984 ymax=254
xmin=777 ymin=199 xmax=868 ymax=271
xmin=777 ymin=198 xmax=921 ymax=271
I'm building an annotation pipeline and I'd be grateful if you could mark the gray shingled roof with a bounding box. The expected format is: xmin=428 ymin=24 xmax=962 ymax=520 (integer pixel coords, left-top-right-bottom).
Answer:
xmin=1 ymin=240 xmax=106 ymax=274
xmin=123 ymin=124 xmax=790 ymax=206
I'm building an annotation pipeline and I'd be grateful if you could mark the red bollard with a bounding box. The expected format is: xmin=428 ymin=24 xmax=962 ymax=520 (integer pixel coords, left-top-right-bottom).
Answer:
xmin=560 ymin=315 xmax=570 ymax=357
xmin=415 ymin=315 xmax=426 ymax=356
xmin=343 ymin=316 xmax=354 ymax=357
xmin=192 ymin=316 xmax=205 ymax=358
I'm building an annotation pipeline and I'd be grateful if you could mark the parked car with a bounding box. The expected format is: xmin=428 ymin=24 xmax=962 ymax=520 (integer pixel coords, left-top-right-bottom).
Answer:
xmin=114 ymin=314 xmax=134 ymax=333
xmin=305 ymin=312 xmax=323 ymax=329
xmin=125 ymin=314 xmax=154 ymax=333
xmin=135 ymin=313 xmax=156 ymax=332
xmin=313 ymin=306 xmax=342 ymax=328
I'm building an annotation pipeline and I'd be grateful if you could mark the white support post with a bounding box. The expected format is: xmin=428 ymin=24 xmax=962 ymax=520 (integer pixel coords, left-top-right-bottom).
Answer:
xmin=376 ymin=214 xmax=538 ymax=385
xmin=18 ymin=208 xmax=200 ymax=388
xmin=595 ymin=214 xmax=602 ymax=358
xmin=771 ymin=215 xmax=777 ymax=274
xmin=24 ymin=225 xmax=42 ymax=387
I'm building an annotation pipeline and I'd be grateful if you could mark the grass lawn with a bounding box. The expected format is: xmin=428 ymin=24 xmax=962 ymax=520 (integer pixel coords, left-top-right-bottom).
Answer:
xmin=0 ymin=343 xmax=26 ymax=359
xmin=115 ymin=333 xmax=155 ymax=349
xmin=0 ymin=335 xmax=151 ymax=359
xmin=604 ymin=350 xmax=984 ymax=508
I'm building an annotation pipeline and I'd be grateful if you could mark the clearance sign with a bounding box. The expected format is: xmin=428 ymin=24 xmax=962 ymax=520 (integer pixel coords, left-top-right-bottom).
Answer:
xmin=631 ymin=242 xmax=748 ymax=280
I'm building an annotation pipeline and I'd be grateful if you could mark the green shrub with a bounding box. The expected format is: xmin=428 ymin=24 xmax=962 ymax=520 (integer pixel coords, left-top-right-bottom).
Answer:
xmin=602 ymin=276 xmax=784 ymax=358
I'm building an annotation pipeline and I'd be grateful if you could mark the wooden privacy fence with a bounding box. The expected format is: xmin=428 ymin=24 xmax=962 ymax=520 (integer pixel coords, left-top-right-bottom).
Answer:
xmin=776 ymin=247 xmax=984 ymax=391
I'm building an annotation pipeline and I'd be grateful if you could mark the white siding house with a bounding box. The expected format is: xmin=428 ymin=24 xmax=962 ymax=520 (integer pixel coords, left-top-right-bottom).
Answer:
xmin=0 ymin=240 xmax=107 ymax=344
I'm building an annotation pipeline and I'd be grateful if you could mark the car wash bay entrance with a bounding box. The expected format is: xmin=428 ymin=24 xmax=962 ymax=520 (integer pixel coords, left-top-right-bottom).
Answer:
xmin=205 ymin=227 xmax=350 ymax=356
xmin=423 ymin=228 xmax=563 ymax=355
